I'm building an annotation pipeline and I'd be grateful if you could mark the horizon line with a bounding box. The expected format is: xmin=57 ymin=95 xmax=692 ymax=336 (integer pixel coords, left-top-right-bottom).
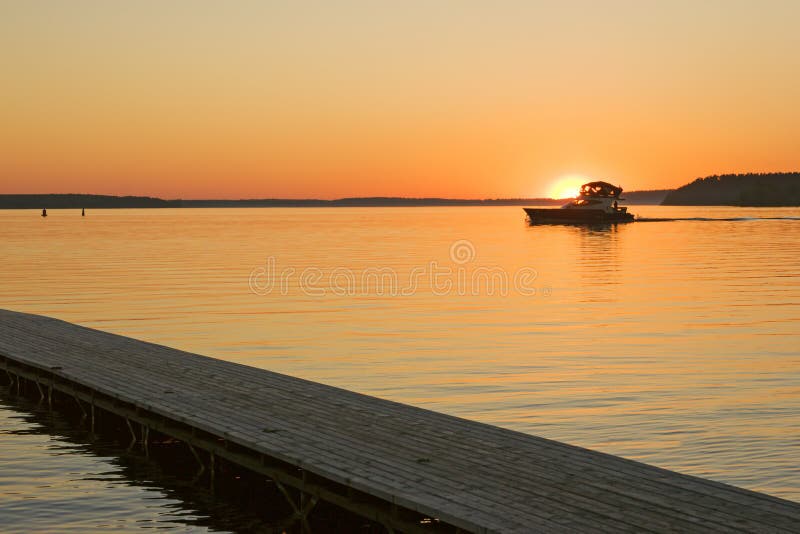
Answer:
xmin=0 ymin=189 xmax=674 ymax=203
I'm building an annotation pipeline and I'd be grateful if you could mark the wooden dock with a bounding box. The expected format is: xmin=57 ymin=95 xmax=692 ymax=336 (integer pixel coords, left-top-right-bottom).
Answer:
xmin=1 ymin=309 xmax=798 ymax=533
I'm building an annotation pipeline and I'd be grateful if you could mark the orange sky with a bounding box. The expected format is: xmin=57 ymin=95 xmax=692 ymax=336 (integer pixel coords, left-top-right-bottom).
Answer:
xmin=2 ymin=1 xmax=799 ymax=199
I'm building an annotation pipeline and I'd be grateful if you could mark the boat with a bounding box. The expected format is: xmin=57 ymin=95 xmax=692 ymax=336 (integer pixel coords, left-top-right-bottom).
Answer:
xmin=524 ymin=181 xmax=635 ymax=224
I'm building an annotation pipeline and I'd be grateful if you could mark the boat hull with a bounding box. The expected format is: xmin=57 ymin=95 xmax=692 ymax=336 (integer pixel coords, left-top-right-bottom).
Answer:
xmin=523 ymin=208 xmax=634 ymax=225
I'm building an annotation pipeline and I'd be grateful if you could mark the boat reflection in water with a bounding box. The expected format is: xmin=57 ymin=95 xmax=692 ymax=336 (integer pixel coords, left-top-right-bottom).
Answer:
xmin=524 ymin=181 xmax=635 ymax=225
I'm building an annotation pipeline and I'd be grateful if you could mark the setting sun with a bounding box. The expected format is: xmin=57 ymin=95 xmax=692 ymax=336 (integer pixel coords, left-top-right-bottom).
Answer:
xmin=546 ymin=175 xmax=587 ymax=199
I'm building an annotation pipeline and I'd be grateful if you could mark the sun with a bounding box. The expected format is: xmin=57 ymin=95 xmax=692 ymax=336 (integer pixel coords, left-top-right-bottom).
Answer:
xmin=546 ymin=175 xmax=587 ymax=199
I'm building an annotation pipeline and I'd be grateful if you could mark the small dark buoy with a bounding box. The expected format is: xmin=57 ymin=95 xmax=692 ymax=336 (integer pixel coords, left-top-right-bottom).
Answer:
xmin=42 ymin=208 xmax=47 ymax=217
xmin=81 ymin=208 xmax=85 ymax=216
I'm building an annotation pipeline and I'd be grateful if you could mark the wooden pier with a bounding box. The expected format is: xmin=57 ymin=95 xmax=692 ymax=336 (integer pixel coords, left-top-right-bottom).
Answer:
xmin=1 ymin=309 xmax=798 ymax=533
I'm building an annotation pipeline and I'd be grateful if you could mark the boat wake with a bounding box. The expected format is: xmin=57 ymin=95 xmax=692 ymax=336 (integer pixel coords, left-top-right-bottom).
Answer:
xmin=635 ymin=216 xmax=800 ymax=222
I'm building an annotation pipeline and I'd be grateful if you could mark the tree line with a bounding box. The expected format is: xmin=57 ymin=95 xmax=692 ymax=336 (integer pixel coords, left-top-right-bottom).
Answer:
xmin=661 ymin=173 xmax=800 ymax=206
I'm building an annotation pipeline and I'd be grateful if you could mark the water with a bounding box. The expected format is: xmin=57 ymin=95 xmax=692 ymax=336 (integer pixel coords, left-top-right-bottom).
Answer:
xmin=1 ymin=205 xmax=799 ymax=527
xmin=0 ymin=388 xmax=263 ymax=533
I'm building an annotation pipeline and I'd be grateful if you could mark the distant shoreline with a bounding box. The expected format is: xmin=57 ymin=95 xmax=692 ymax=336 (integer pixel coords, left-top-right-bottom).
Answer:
xmin=661 ymin=173 xmax=800 ymax=206
xmin=0 ymin=190 xmax=671 ymax=209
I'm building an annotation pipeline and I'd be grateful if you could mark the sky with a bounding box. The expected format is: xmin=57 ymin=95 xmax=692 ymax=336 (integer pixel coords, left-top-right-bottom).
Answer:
xmin=2 ymin=0 xmax=799 ymax=199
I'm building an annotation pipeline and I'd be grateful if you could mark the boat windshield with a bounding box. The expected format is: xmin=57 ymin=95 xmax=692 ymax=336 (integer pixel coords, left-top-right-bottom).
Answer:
xmin=579 ymin=182 xmax=623 ymax=197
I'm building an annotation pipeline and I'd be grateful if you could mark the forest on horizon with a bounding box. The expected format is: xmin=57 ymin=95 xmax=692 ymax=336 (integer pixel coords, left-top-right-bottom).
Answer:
xmin=662 ymin=173 xmax=800 ymax=206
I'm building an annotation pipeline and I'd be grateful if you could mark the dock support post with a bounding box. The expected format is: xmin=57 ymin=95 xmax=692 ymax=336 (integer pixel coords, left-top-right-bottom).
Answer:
xmin=142 ymin=425 xmax=149 ymax=457
xmin=275 ymin=480 xmax=317 ymax=533
xmin=91 ymin=403 xmax=95 ymax=434
xmin=188 ymin=444 xmax=205 ymax=476
xmin=126 ymin=418 xmax=137 ymax=450
xmin=210 ymin=452 xmax=216 ymax=487
xmin=74 ymin=395 xmax=88 ymax=421
xmin=301 ymin=469 xmax=307 ymax=509
xmin=35 ymin=380 xmax=45 ymax=402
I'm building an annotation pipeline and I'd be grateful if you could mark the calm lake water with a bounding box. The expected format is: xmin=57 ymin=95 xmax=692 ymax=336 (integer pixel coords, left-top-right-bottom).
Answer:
xmin=1 ymin=206 xmax=799 ymax=528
